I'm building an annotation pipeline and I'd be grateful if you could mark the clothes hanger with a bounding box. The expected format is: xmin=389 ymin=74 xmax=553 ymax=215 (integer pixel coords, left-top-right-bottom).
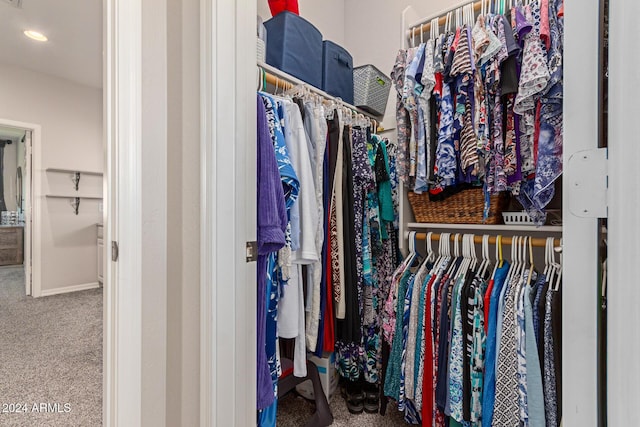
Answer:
xmin=552 ymin=238 xmax=563 ymax=291
xmin=458 ymin=234 xmax=468 ymax=280
xmin=445 ymin=233 xmax=458 ymax=277
xmin=515 ymin=236 xmax=524 ymax=278
xmin=478 ymin=234 xmax=488 ymax=276
xmin=426 ymin=232 xmax=437 ymax=264
xmin=467 ymin=234 xmax=476 ymax=273
xmin=435 ymin=232 xmax=449 ymax=273
xmin=526 ymin=236 xmax=535 ymax=286
xmin=408 ymin=231 xmax=417 ymax=257
xmin=432 ymin=17 xmax=439 ymax=40
xmin=542 ymin=237 xmax=551 ymax=280
xmin=505 ymin=235 xmax=518 ymax=283
xmin=466 ymin=234 xmax=478 ymax=271
xmin=478 ymin=234 xmax=487 ymax=276
xmin=455 ymin=234 xmax=467 ymax=281
xmin=257 ymin=67 xmax=262 ymax=92
xmin=485 ymin=234 xmax=494 ymax=277
xmin=547 ymin=238 xmax=558 ymax=289
xmin=420 ymin=24 xmax=425 ymax=45
xmin=490 ymin=235 xmax=502 ymax=280
xmin=518 ymin=236 xmax=527 ymax=278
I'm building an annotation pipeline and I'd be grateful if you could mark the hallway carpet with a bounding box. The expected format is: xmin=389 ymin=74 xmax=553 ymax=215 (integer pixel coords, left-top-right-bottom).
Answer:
xmin=0 ymin=266 xmax=102 ymax=427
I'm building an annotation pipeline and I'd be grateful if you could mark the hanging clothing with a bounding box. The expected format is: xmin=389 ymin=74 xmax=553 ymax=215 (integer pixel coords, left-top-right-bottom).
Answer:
xmin=256 ymin=96 xmax=288 ymax=411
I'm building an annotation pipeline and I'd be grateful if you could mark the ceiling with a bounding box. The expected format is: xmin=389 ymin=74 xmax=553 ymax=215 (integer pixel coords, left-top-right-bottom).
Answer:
xmin=0 ymin=0 xmax=102 ymax=88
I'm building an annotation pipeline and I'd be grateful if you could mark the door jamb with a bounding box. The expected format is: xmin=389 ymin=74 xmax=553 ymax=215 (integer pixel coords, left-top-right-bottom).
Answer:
xmin=0 ymin=118 xmax=41 ymax=298
xmin=104 ymin=0 xmax=143 ymax=425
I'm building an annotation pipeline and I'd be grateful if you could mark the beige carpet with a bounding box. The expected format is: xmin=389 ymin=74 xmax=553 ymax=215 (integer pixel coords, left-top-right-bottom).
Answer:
xmin=0 ymin=266 xmax=102 ymax=427
xmin=277 ymin=388 xmax=409 ymax=426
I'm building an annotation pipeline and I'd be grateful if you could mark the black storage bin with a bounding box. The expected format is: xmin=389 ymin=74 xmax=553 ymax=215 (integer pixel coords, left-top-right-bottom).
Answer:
xmin=264 ymin=12 xmax=323 ymax=89
xmin=321 ymin=41 xmax=354 ymax=105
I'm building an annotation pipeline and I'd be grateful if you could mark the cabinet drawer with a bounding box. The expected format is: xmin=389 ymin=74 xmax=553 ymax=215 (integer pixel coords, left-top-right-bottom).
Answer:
xmin=0 ymin=248 xmax=22 ymax=266
xmin=0 ymin=228 xmax=21 ymax=248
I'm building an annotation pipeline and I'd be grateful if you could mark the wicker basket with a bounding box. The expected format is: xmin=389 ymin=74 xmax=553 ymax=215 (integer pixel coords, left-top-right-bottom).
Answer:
xmin=407 ymin=188 xmax=509 ymax=225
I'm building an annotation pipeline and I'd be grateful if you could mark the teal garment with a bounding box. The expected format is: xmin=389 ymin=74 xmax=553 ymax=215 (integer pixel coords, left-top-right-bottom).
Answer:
xmin=524 ymin=283 xmax=546 ymax=427
xmin=377 ymin=138 xmax=394 ymax=239
xmin=384 ymin=268 xmax=415 ymax=400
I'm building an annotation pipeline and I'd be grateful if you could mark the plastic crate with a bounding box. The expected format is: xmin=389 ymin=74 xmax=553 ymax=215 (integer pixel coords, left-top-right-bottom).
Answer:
xmin=353 ymin=64 xmax=392 ymax=116
xmin=295 ymin=352 xmax=339 ymax=400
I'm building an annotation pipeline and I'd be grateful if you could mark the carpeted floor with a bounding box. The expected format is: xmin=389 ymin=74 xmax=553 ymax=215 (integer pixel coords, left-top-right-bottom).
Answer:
xmin=277 ymin=387 xmax=408 ymax=426
xmin=0 ymin=266 xmax=102 ymax=427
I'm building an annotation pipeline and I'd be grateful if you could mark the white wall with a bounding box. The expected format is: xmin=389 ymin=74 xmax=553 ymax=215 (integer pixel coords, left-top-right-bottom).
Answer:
xmin=0 ymin=62 xmax=103 ymax=293
xmin=257 ymin=0 xmax=346 ymax=46
xmin=344 ymin=0 xmax=460 ymax=128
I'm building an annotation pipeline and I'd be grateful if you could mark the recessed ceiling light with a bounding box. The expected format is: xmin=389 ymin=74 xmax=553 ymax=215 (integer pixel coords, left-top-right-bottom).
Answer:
xmin=24 ymin=30 xmax=48 ymax=42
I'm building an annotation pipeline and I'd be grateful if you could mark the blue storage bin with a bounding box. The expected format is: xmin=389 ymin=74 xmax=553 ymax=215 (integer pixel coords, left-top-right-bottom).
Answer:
xmin=264 ymin=12 xmax=323 ymax=89
xmin=322 ymin=41 xmax=354 ymax=105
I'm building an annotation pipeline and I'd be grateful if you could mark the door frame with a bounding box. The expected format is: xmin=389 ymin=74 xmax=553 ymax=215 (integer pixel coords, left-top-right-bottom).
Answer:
xmin=0 ymin=118 xmax=40 ymax=297
xmin=103 ymin=0 xmax=143 ymax=424
xmin=607 ymin=0 xmax=640 ymax=424
xmin=200 ymin=0 xmax=257 ymax=425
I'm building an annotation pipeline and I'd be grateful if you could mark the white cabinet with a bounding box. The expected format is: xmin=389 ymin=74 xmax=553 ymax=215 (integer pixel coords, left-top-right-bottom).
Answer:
xmin=97 ymin=224 xmax=104 ymax=284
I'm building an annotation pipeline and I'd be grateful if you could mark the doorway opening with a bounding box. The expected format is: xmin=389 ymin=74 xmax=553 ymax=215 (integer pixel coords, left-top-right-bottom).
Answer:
xmin=0 ymin=120 xmax=35 ymax=297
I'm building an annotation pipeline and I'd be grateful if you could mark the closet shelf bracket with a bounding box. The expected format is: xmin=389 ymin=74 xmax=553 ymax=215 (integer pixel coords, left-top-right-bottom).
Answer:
xmin=567 ymin=147 xmax=608 ymax=218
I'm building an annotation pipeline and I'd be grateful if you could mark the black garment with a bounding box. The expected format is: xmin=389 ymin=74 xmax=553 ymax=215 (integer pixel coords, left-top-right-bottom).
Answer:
xmin=293 ymin=97 xmax=306 ymax=121
xmin=336 ymin=126 xmax=361 ymax=344
xmin=435 ymin=275 xmax=455 ymax=409
xmin=327 ymin=112 xmax=341 ymax=195
xmin=435 ymin=258 xmax=463 ymax=409
xmin=501 ymin=56 xmax=520 ymax=95
xmin=538 ymin=281 xmax=550 ymax=365
xmin=551 ymin=287 xmax=563 ymax=421
xmin=461 ymin=270 xmax=477 ymax=422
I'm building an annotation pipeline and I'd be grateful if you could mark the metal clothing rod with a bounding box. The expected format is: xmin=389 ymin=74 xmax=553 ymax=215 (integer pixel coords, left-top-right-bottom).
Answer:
xmin=407 ymin=0 xmax=483 ymax=40
xmin=258 ymin=61 xmax=379 ymax=121
xmin=414 ymin=232 xmax=561 ymax=248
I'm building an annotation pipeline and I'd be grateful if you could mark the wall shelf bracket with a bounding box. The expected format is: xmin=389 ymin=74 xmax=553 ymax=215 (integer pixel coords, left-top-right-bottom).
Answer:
xmin=72 ymin=172 xmax=81 ymax=191
xmin=71 ymin=197 xmax=81 ymax=215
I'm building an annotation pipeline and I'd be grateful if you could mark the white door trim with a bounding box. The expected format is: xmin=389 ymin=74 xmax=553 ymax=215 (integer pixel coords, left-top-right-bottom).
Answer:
xmin=200 ymin=0 xmax=257 ymax=425
xmin=104 ymin=0 xmax=143 ymax=425
xmin=0 ymin=118 xmax=41 ymax=298
xmin=563 ymin=1 xmax=601 ymax=424
xmin=607 ymin=0 xmax=640 ymax=423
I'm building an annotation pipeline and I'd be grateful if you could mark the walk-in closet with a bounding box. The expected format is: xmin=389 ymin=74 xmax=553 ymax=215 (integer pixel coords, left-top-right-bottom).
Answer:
xmin=244 ymin=0 xmax=631 ymax=426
